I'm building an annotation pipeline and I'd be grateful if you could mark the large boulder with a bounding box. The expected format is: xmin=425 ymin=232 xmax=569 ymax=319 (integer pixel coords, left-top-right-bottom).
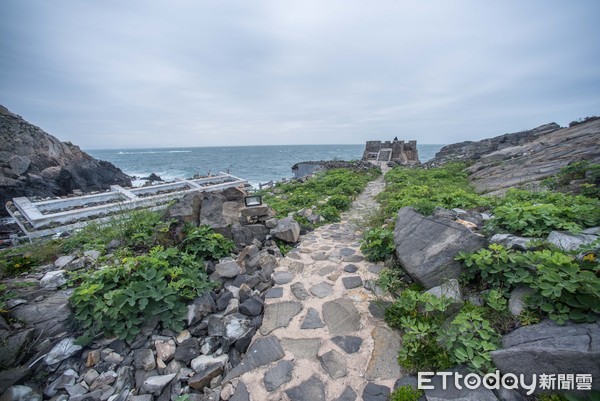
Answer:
xmin=0 ymin=105 xmax=131 ymax=215
xmin=163 ymin=192 xmax=203 ymax=226
xmin=393 ymin=207 xmax=487 ymax=289
xmin=200 ymin=192 xmax=245 ymax=229
xmin=491 ymin=321 xmax=600 ymax=392
xmin=270 ymin=217 xmax=300 ymax=243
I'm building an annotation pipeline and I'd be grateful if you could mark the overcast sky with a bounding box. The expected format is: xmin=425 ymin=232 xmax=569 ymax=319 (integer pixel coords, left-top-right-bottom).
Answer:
xmin=1 ymin=1 xmax=599 ymax=149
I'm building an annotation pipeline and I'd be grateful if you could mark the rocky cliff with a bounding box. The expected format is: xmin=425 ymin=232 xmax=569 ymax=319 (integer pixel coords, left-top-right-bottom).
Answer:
xmin=426 ymin=119 xmax=600 ymax=195
xmin=0 ymin=105 xmax=131 ymax=215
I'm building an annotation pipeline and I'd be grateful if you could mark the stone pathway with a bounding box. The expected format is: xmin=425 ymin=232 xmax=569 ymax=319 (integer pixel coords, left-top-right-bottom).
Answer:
xmin=226 ymin=165 xmax=403 ymax=401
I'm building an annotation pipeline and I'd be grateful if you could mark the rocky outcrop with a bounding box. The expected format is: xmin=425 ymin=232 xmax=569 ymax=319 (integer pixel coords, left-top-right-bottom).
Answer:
xmin=0 ymin=105 xmax=131 ymax=215
xmin=426 ymin=119 xmax=600 ymax=195
xmin=491 ymin=320 xmax=600 ymax=392
xmin=393 ymin=207 xmax=487 ymax=289
xmin=426 ymin=122 xmax=561 ymax=166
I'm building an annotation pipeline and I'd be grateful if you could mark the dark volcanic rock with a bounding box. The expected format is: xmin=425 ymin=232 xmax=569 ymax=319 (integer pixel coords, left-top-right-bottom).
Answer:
xmin=394 ymin=207 xmax=487 ymax=288
xmin=491 ymin=320 xmax=600 ymax=391
xmin=0 ymin=105 xmax=131 ymax=215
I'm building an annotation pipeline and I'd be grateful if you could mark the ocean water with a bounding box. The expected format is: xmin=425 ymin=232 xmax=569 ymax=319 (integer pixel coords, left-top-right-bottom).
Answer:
xmin=88 ymin=144 xmax=444 ymax=187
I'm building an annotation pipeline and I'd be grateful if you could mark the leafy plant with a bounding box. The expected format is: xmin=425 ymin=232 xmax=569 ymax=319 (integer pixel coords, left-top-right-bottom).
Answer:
xmin=458 ymin=244 xmax=531 ymax=292
xmin=181 ymin=225 xmax=234 ymax=260
xmin=360 ymin=227 xmax=396 ymax=262
xmin=389 ymin=385 xmax=424 ymax=401
xmin=487 ymin=189 xmax=600 ymax=237
xmin=385 ymin=289 xmax=454 ymax=372
xmin=70 ymin=246 xmax=215 ymax=341
xmin=483 ymin=289 xmax=508 ymax=312
xmin=377 ymin=267 xmax=406 ymax=293
xmin=458 ymin=245 xmax=600 ymax=325
xmin=441 ymin=308 xmax=500 ymax=373
xmin=377 ymin=163 xmax=490 ymax=217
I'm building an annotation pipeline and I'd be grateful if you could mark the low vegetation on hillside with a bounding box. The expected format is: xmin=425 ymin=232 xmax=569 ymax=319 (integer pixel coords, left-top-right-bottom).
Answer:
xmin=0 ymin=210 xmax=229 ymax=343
xmin=259 ymin=167 xmax=381 ymax=226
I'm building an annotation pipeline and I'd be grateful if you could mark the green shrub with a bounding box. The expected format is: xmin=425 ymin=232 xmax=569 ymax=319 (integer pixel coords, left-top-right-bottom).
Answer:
xmin=315 ymin=205 xmax=341 ymax=223
xmin=70 ymin=246 xmax=215 ymax=341
xmin=389 ymin=385 xmax=424 ymax=401
xmin=488 ymin=189 xmax=600 ymax=237
xmin=377 ymin=267 xmax=406 ymax=293
xmin=377 ymin=163 xmax=490 ymax=217
xmin=360 ymin=227 xmax=395 ymax=262
xmin=326 ymin=194 xmax=352 ymax=210
xmin=441 ymin=308 xmax=500 ymax=373
xmin=260 ymin=167 xmax=380 ymax=226
xmin=385 ymin=289 xmax=454 ymax=372
xmin=458 ymin=245 xmax=600 ymax=325
xmin=181 ymin=225 xmax=234 ymax=260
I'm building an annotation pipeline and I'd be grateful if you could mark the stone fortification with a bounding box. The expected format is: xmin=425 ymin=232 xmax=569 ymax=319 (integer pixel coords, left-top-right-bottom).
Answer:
xmin=361 ymin=139 xmax=419 ymax=165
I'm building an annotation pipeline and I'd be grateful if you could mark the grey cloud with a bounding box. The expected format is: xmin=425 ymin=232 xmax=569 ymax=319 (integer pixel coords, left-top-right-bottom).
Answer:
xmin=1 ymin=0 xmax=599 ymax=148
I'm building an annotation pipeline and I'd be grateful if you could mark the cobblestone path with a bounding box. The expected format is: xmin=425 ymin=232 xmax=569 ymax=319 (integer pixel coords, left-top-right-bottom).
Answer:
xmin=225 ymin=164 xmax=401 ymax=401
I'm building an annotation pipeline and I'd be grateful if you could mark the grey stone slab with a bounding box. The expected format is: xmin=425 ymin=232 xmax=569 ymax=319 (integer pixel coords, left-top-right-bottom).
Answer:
xmin=272 ymin=271 xmax=294 ymax=285
xmin=318 ymin=266 xmax=335 ymax=276
xmin=340 ymin=248 xmax=356 ymax=256
xmin=323 ymin=298 xmax=361 ymax=335
xmin=291 ymin=282 xmax=310 ymax=300
xmin=342 ymin=255 xmax=363 ymax=262
xmin=367 ymin=265 xmax=384 ymax=274
xmin=265 ymin=287 xmax=283 ymax=299
xmin=223 ymin=336 xmax=285 ymax=382
xmin=333 ymin=386 xmax=357 ymax=401
xmin=344 ymin=264 xmax=358 ymax=273
xmin=301 ymin=308 xmax=325 ymax=329
xmin=285 ymin=375 xmax=326 ymax=401
xmin=365 ymin=326 xmax=402 ymax=380
xmin=263 ymin=360 xmax=294 ymax=392
xmin=280 ymin=338 xmax=321 ymax=360
xmin=260 ymin=301 xmax=302 ymax=335
xmin=311 ymin=252 xmax=329 ymax=261
xmin=331 ymin=335 xmax=362 ymax=354
xmin=362 ymin=383 xmax=390 ymax=401
xmin=491 ymin=320 xmax=600 ymax=389
xmin=368 ymin=301 xmax=391 ymax=319
xmin=342 ymin=276 xmax=363 ymax=289
xmin=319 ymin=349 xmax=347 ymax=379
xmin=310 ymin=282 xmax=333 ymax=298
xmin=230 ymin=381 xmax=249 ymax=401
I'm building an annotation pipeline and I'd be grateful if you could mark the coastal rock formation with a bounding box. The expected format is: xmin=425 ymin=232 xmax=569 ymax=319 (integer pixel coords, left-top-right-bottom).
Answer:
xmin=0 ymin=105 xmax=131 ymax=215
xmin=426 ymin=122 xmax=560 ymax=166
xmin=426 ymin=119 xmax=600 ymax=195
